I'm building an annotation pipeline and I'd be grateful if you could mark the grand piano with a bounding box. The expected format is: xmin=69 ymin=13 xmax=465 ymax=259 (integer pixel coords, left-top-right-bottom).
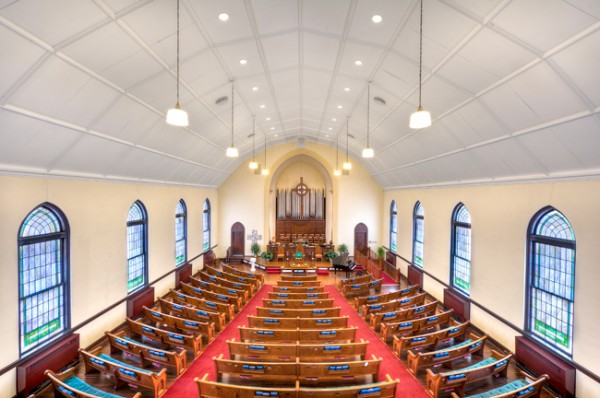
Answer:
xmin=331 ymin=253 xmax=356 ymax=277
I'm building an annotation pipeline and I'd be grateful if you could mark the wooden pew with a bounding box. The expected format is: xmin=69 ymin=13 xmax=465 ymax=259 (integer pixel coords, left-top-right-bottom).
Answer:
xmin=281 ymin=274 xmax=318 ymax=281
xmin=268 ymin=291 xmax=330 ymax=299
xmin=80 ymin=348 xmax=167 ymax=398
xmin=380 ymin=309 xmax=454 ymax=342
xmin=143 ymin=306 xmax=215 ymax=342
xmin=194 ymin=272 xmax=254 ymax=297
xmin=369 ymin=301 xmax=438 ymax=331
xmin=171 ymin=289 xmax=234 ymax=321
xmin=262 ymin=298 xmax=335 ymax=309
xmin=220 ymin=262 xmax=265 ymax=284
xmin=180 ymin=281 xmax=243 ymax=312
xmin=228 ymin=338 xmax=368 ymax=362
xmin=106 ymin=330 xmax=187 ymax=375
xmin=407 ymin=333 xmax=487 ymax=375
xmin=46 ymin=368 xmax=142 ymax=398
xmin=341 ymin=278 xmax=383 ymax=297
xmin=126 ymin=317 xmax=202 ymax=357
xmin=204 ymin=266 xmax=263 ymax=291
xmin=277 ymin=280 xmax=322 ymax=287
xmin=159 ymin=297 xmax=226 ymax=331
xmin=362 ymin=292 xmax=427 ymax=320
xmin=238 ymin=326 xmax=357 ymax=343
xmin=272 ymin=286 xmax=325 ymax=293
xmin=393 ymin=321 xmax=469 ymax=356
xmin=450 ymin=371 xmax=548 ymax=398
xmin=426 ymin=350 xmax=512 ymax=398
xmin=354 ymin=285 xmax=419 ymax=310
xmin=297 ymin=375 xmax=398 ymax=398
xmin=256 ymin=307 xmax=341 ymax=318
xmin=247 ymin=315 xmax=349 ymax=329
xmin=212 ymin=354 xmax=381 ymax=386
xmin=190 ymin=275 xmax=249 ymax=305
xmin=336 ymin=274 xmax=372 ymax=289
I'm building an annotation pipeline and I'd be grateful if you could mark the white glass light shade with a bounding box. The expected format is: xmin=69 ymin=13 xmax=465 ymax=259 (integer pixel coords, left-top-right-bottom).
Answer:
xmin=261 ymin=168 xmax=269 ymax=175
xmin=409 ymin=107 xmax=431 ymax=129
xmin=362 ymin=147 xmax=374 ymax=158
xmin=343 ymin=161 xmax=352 ymax=170
xmin=226 ymin=146 xmax=239 ymax=157
xmin=166 ymin=104 xmax=189 ymax=127
xmin=249 ymin=161 xmax=258 ymax=170
xmin=333 ymin=169 xmax=341 ymax=176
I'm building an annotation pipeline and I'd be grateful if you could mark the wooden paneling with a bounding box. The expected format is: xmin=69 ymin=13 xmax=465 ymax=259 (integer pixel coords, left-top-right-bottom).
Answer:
xmin=231 ymin=222 xmax=245 ymax=255
xmin=443 ymin=288 xmax=470 ymax=321
xmin=276 ymin=220 xmax=325 ymax=238
xmin=17 ymin=334 xmax=79 ymax=397
xmin=175 ymin=263 xmax=192 ymax=285
xmin=127 ymin=286 xmax=155 ymax=319
xmin=407 ymin=265 xmax=423 ymax=290
xmin=354 ymin=223 xmax=368 ymax=256
xmin=385 ymin=251 xmax=396 ymax=267
xmin=515 ymin=336 xmax=575 ymax=398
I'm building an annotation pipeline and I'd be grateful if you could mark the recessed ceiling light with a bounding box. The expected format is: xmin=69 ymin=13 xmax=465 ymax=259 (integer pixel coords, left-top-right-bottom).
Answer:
xmin=274 ymin=134 xmax=278 ymax=137
xmin=332 ymin=118 xmax=337 ymax=122
xmin=252 ymin=86 xmax=258 ymax=91
xmin=328 ymin=127 xmax=332 ymax=131
xmin=372 ymin=15 xmax=382 ymax=24
xmin=270 ymin=127 xmax=275 ymax=130
xmin=240 ymin=59 xmax=248 ymax=65
xmin=344 ymin=87 xmax=351 ymax=92
xmin=260 ymin=104 xmax=266 ymax=109
xmin=337 ymin=105 xmax=343 ymax=109
xmin=325 ymin=134 xmax=329 ymax=138
xmin=354 ymin=60 xmax=363 ymax=66
xmin=266 ymin=117 xmax=271 ymax=121
xmin=218 ymin=13 xmax=229 ymax=22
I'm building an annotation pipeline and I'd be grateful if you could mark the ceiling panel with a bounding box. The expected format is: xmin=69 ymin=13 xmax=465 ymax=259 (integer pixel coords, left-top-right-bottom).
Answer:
xmin=251 ymin=0 xmax=298 ymax=36
xmin=302 ymin=0 xmax=350 ymax=37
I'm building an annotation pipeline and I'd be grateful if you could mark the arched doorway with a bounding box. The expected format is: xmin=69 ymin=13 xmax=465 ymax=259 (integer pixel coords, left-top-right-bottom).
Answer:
xmin=228 ymin=222 xmax=245 ymax=262
xmin=354 ymin=223 xmax=368 ymax=256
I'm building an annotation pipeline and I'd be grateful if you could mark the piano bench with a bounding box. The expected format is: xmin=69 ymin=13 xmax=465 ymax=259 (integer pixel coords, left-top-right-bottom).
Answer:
xmin=317 ymin=269 xmax=329 ymax=276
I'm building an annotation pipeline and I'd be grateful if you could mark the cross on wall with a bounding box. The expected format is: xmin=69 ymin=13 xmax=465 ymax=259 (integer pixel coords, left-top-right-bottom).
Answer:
xmin=247 ymin=229 xmax=262 ymax=245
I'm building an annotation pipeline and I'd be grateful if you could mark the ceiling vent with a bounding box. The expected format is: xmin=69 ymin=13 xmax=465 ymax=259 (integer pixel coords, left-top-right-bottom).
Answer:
xmin=373 ymin=96 xmax=386 ymax=106
xmin=215 ymin=96 xmax=228 ymax=105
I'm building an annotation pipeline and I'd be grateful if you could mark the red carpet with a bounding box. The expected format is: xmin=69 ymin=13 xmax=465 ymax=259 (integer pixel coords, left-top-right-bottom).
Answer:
xmin=163 ymin=283 xmax=428 ymax=398
xmin=382 ymin=272 xmax=397 ymax=285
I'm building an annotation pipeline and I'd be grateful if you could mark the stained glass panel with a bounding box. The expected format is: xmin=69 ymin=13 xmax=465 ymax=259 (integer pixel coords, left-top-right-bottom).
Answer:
xmin=203 ymin=199 xmax=211 ymax=251
xmin=175 ymin=200 xmax=187 ymax=266
xmin=127 ymin=202 xmax=147 ymax=292
xmin=451 ymin=204 xmax=471 ymax=296
xmin=413 ymin=202 xmax=424 ymax=267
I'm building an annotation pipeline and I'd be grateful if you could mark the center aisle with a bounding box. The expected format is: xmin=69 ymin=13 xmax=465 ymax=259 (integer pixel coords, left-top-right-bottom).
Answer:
xmin=163 ymin=283 xmax=429 ymax=398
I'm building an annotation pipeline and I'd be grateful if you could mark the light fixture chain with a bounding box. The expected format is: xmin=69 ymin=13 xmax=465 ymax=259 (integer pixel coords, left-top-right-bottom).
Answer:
xmin=176 ymin=0 xmax=180 ymax=105
xmin=418 ymin=0 xmax=423 ymax=108
xmin=252 ymin=117 xmax=256 ymax=161
xmin=346 ymin=117 xmax=349 ymax=162
xmin=231 ymin=83 xmax=234 ymax=146
xmin=367 ymin=83 xmax=370 ymax=147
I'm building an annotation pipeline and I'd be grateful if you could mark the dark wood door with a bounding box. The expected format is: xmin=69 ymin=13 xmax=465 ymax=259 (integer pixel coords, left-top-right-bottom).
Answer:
xmin=231 ymin=222 xmax=245 ymax=255
xmin=354 ymin=223 xmax=368 ymax=256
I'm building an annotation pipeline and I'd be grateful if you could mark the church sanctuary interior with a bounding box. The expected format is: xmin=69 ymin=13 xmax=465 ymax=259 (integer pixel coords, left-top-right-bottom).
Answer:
xmin=2 ymin=0 xmax=600 ymax=397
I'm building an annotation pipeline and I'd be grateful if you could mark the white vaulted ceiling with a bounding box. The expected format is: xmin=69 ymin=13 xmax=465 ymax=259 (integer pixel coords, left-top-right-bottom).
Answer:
xmin=1 ymin=0 xmax=599 ymax=188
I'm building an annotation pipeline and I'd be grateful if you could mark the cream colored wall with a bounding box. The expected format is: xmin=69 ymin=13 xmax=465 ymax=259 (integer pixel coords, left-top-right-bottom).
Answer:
xmin=218 ymin=142 xmax=383 ymax=257
xmin=0 ymin=175 xmax=217 ymax=397
xmin=384 ymin=180 xmax=600 ymax=394
xmin=276 ymin=161 xmax=324 ymax=190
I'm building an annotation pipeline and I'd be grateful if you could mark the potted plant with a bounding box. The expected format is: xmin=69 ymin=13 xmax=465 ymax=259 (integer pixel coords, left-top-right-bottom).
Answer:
xmin=261 ymin=251 xmax=273 ymax=262
xmin=337 ymin=243 xmax=348 ymax=256
xmin=324 ymin=249 xmax=336 ymax=261
xmin=377 ymin=246 xmax=385 ymax=266
xmin=251 ymin=242 xmax=261 ymax=257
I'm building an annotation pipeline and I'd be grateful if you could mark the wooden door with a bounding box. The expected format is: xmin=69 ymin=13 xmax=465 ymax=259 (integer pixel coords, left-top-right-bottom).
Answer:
xmin=231 ymin=222 xmax=245 ymax=255
xmin=354 ymin=223 xmax=368 ymax=256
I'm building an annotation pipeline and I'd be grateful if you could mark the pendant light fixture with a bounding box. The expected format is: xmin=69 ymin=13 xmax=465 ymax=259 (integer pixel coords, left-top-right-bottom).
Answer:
xmin=342 ymin=117 xmax=351 ymax=173
xmin=409 ymin=0 xmax=431 ymax=129
xmin=261 ymin=132 xmax=269 ymax=175
xmin=333 ymin=134 xmax=341 ymax=176
xmin=249 ymin=117 xmax=258 ymax=170
xmin=226 ymin=82 xmax=239 ymax=157
xmin=166 ymin=0 xmax=189 ymax=127
xmin=362 ymin=82 xmax=374 ymax=158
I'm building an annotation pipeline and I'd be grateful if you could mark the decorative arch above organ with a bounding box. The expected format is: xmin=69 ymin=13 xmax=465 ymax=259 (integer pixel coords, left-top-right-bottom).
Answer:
xmin=275 ymin=177 xmax=326 ymax=242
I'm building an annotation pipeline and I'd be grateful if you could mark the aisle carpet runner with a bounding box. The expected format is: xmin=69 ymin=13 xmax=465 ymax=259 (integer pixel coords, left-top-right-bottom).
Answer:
xmin=163 ymin=283 xmax=428 ymax=397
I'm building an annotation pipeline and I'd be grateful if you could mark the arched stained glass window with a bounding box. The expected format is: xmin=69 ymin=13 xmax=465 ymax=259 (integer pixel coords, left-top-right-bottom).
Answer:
xmin=175 ymin=199 xmax=187 ymax=266
xmin=127 ymin=201 xmax=147 ymax=292
xmin=527 ymin=207 xmax=575 ymax=356
xmin=412 ymin=201 xmax=424 ymax=267
xmin=203 ymin=199 xmax=211 ymax=251
xmin=451 ymin=203 xmax=471 ymax=296
xmin=18 ymin=204 xmax=69 ymax=355
xmin=390 ymin=201 xmax=397 ymax=252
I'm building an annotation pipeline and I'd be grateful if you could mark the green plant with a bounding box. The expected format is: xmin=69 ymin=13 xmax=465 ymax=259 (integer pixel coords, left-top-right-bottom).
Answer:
xmin=338 ymin=243 xmax=348 ymax=255
xmin=251 ymin=242 xmax=261 ymax=256
xmin=324 ymin=249 xmax=336 ymax=261
xmin=377 ymin=246 xmax=385 ymax=259
xmin=261 ymin=251 xmax=273 ymax=261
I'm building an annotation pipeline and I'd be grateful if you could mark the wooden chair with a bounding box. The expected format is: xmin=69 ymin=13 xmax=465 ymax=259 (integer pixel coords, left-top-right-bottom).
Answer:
xmin=277 ymin=245 xmax=285 ymax=261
